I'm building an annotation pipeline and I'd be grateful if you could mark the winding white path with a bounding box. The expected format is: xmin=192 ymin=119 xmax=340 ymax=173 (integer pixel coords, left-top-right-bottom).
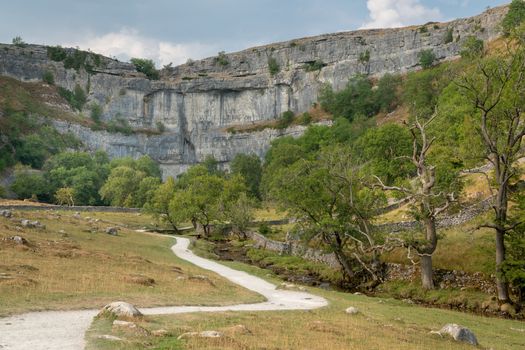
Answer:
xmin=0 ymin=237 xmax=327 ymax=350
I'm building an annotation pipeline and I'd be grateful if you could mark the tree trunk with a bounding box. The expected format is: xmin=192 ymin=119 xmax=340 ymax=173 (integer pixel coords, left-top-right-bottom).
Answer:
xmin=333 ymin=248 xmax=355 ymax=281
xmin=420 ymin=254 xmax=434 ymax=290
xmin=495 ymin=228 xmax=510 ymax=302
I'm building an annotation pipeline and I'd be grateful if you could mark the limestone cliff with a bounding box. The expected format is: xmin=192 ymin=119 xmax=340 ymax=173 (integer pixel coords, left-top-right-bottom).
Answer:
xmin=0 ymin=6 xmax=507 ymax=177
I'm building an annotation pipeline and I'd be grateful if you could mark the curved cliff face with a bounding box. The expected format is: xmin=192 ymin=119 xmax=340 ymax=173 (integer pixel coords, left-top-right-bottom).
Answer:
xmin=0 ymin=6 xmax=507 ymax=177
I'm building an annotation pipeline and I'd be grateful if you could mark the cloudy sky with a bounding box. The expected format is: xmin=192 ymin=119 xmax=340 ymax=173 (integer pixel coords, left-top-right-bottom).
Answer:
xmin=0 ymin=0 xmax=507 ymax=67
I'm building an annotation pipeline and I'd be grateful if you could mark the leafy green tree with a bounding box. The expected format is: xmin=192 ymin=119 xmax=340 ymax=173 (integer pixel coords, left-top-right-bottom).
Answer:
xmin=100 ymin=166 xmax=145 ymax=207
xmin=375 ymin=73 xmax=401 ymax=113
xmin=225 ymin=192 xmax=255 ymax=239
xmin=456 ymin=29 xmax=525 ymax=302
xmin=12 ymin=36 xmax=26 ymax=47
xmin=202 ymin=155 xmax=222 ymax=176
xmin=231 ymin=153 xmax=263 ymax=199
xmin=460 ymin=36 xmax=484 ymax=59
xmin=418 ymin=49 xmax=436 ymax=69
xmin=144 ymin=177 xmax=180 ymax=232
xmin=135 ymin=176 xmax=161 ymax=208
xmin=55 ymin=187 xmax=75 ymax=206
xmin=354 ymin=123 xmax=414 ymax=185
xmin=268 ymin=145 xmax=388 ymax=285
xmin=319 ymin=76 xmax=378 ymax=120
xmin=502 ymin=0 xmax=525 ymax=35
xmin=403 ymin=65 xmax=449 ymax=117
xmin=130 ymin=58 xmax=159 ymax=80
xmin=10 ymin=166 xmax=49 ymax=201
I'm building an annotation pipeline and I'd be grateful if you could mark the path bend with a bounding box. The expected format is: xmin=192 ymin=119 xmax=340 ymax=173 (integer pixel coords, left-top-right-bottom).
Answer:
xmin=0 ymin=236 xmax=327 ymax=350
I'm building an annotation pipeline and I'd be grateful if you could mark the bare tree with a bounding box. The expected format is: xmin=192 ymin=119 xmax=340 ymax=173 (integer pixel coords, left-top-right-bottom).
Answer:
xmin=374 ymin=116 xmax=455 ymax=290
xmin=455 ymin=36 xmax=525 ymax=303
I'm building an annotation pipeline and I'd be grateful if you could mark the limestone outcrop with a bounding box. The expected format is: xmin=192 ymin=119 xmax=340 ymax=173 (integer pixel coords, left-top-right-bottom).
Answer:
xmin=0 ymin=6 xmax=507 ymax=177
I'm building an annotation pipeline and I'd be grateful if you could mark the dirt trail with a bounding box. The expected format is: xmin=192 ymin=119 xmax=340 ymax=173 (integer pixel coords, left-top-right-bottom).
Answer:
xmin=0 ymin=236 xmax=327 ymax=350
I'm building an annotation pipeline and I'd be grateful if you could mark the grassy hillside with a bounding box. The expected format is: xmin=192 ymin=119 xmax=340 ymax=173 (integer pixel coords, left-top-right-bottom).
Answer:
xmin=0 ymin=209 xmax=263 ymax=316
xmin=86 ymin=259 xmax=525 ymax=350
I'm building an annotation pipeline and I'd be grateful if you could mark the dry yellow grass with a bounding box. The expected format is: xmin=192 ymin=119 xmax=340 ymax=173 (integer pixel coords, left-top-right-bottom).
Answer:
xmin=0 ymin=210 xmax=263 ymax=316
xmin=87 ymin=262 xmax=525 ymax=350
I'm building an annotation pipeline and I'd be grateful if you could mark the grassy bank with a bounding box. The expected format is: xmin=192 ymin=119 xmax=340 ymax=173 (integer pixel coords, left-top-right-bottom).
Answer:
xmin=0 ymin=209 xmax=263 ymax=316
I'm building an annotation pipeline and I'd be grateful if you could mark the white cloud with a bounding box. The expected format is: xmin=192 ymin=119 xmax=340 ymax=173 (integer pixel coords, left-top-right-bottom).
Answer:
xmin=65 ymin=28 xmax=218 ymax=67
xmin=361 ymin=0 xmax=442 ymax=29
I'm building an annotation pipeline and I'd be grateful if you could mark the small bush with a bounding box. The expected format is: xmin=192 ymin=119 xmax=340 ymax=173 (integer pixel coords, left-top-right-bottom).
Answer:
xmin=12 ymin=36 xmax=27 ymax=47
xmin=90 ymin=103 xmax=102 ymax=123
xmin=460 ymin=36 xmax=484 ymax=58
xmin=42 ymin=71 xmax=54 ymax=85
xmin=58 ymin=84 xmax=87 ymax=111
xmin=268 ymin=57 xmax=280 ymax=76
xmin=156 ymin=121 xmax=166 ymax=133
xmin=419 ymin=26 xmax=428 ymax=33
xmin=418 ymin=49 xmax=436 ymax=69
xmin=258 ymin=222 xmax=271 ymax=236
xmin=130 ymin=58 xmax=159 ymax=80
xmin=47 ymin=46 xmax=68 ymax=61
xmin=277 ymin=111 xmax=294 ymax=129
xmin=358 ymin=50 xmax=370 ymax=64
xmin=444 ymin=28 xmax=454 ymax=44
xmin=299 ymin=112 xmax=312 ymax=125
xmin=304 ymin=60 xmax=325 ymax=72
xmin=107 ymin=118 xmax=133 ymax=135
xmin=216 ymin=51 xmax=229 ymax=66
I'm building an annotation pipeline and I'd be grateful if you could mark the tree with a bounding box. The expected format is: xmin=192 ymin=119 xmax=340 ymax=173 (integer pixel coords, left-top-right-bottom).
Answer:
xmin=99 ymin=166 xmax=146 ymax=207
xmin=55 ymin=187 xmax=75 ymax=206
xmin=130 ymin=58 xmax=159 ymax=80
xmin=460 ymin=36 xmax=484 ymax=59
xmin=145 ymin=177 xmax=180 ymax=232
xmin=455 ymin=30 xmax=525 ymax=302
xmin=10 ymin=166 xmax=49 ymax=201
xmin=373 ymin=116 xmax=457 ymax=290
xmin=502 ymin=0 xmax=525 ymax=36
xmin=375 ymin=73 xmax=401 ymax=113
xmin=225 ymin=192 xmax=255 ymax=239
xmin=418 ymin=49 xmax=436 ymax=69
xmin=12 ymin=36 xmax=26 ymax=47
xmin=269 ymin=145 xmax=390 ymax=286
xmin=231 ymin=153 xmax=262 ymax=199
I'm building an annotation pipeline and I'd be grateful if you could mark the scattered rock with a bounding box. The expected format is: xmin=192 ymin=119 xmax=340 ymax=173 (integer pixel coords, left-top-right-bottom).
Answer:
xmin=319 ymin=282 xmax=331 ymax=290
xmin=188 ymin=275 xmax=215 ymax=286
xmin=177 ymin=330 xmax=223 ymax=340
xmin=500 ymin=303 xmax=516 ymax=316
xmin=20 ymin=219 xmax=45 ymax=229
xmin=222 ymin=324 xmax=252 ymax=335
xmin=0 ymin=210 xmax=12 ymax=218
xmin=438 ymin=324 xmax=478 ymax=345
xmin=152 ymin=329 xmax=170 ymax=337
xmin=345 ymin=307 xmax=359 ymax=315
xmin=3 ymin=236 xmax=29 ymax=245
xmin=112 ymin=320 xmax=149 ymax=336
xmin=97 ymin=335 xmax=123 ymax=341
xmin=105 ymin=227 xmax=118 ymax=236
xmin=124 ymin=274 xmax=155 ymax=286
xmin=73 ymin=212 xmax=81 ymax=219
xmin=277 ymin=282 xmax=305 ymax=291
xmin=98 ymin=302 xmax=142 ymax=318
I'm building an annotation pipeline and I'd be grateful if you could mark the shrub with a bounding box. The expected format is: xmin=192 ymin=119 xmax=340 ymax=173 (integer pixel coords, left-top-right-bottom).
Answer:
xmin=299 ymin=112 xmax=312 ymax=125
xmin=58 ymin=85 xmax=87 ymax=111
xmin=90 ymin=103 xmax=102 ymax=123
xmin=0 ymin=185 xmax=5 ymax=198
xmin=277 ymin=111 xmax=294 ymax=129
xmin=156 ymin=121 xmax=166 ymax=133
xmin=418 ymin=49 xmax=436 ymax=69
xmin=359 ymin=50 xmax=370 ymax=64
xmin=216 ymin=51 xmax=229 ymax=66
xmin=460 ymin=36 xmax=484 ymax=58
xmin=375 ymin=73 xmax=401 ymax=112
xmin=419 ymin=26 xmax=428 ymax=33
xmin=502 ymin=0 xmax=525 ymax=35
xmin=268 ymin=57 xmax=280 ymax=76
xmin=10 ymin=167 xmax=49 ymax=201
xmin=258 ymin=222 xmax=271 ymax=236
xmin=304 ymin=60 xmax=325 ymax=72
xmin=107 ymin=118 xmax=133 ymax=135
xmin=444 ymin=28 xmax=454 ymax=44
xmin=12 ymin=36 xmax=26 ymax=47
xmin=47 ymin=46 xmax=68 ymax=61
xmin=130 ymin=58 xmax=159 ymax=80
xmin=64 ymin=50 xmax=89 ymax=71
xmin=42 ymin=70 xmax=54 ymax=85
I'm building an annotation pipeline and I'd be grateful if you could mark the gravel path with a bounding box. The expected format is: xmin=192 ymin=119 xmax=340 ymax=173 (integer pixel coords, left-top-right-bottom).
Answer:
xmin=0 ymin=236 xmax=327 ymax=350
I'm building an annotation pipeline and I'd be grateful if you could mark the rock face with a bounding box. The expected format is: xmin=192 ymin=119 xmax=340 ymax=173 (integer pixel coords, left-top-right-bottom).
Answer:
xmin=0 ymin=6 xmax=507 ymax=177
xmin=438 ymin=324 xmax=478 ymax=346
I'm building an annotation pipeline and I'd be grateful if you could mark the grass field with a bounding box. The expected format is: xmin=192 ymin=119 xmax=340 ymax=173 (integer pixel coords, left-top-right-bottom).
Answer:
xmin=0 ymin=209 xmax=263 ymax=316
xmin=86 ymin=259 xmax=525 ymax=350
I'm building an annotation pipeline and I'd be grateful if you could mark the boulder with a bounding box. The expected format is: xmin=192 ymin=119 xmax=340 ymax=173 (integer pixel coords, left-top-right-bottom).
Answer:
xmin=99 ymin=301 xmax=142 ymax=318
xmin=345 ymin=307 xmax=360 ymax=315
xmin=1 ymin=210 xmax=12 ymax=218
xmin=73 ymin=212 xmax=81 ymax=219
xmin=438 ymin=324 xmax=478 ymax=345
xmin=112 ymin=320 xmax=149 ymax=336
xmin=177 ymin=330 xmax=224 ymax=340
xmin=20 ymin=219 xmax=45 ymax=229
xmin=105 ymin=227 xmax=118 ymax=235
xmin=500 ymin=303 xmax=516 ymax=316
xmin=222 ymin=324 xmax=252 ymax=335
xmin=152 ymin=329 xmax=169 ymax=337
